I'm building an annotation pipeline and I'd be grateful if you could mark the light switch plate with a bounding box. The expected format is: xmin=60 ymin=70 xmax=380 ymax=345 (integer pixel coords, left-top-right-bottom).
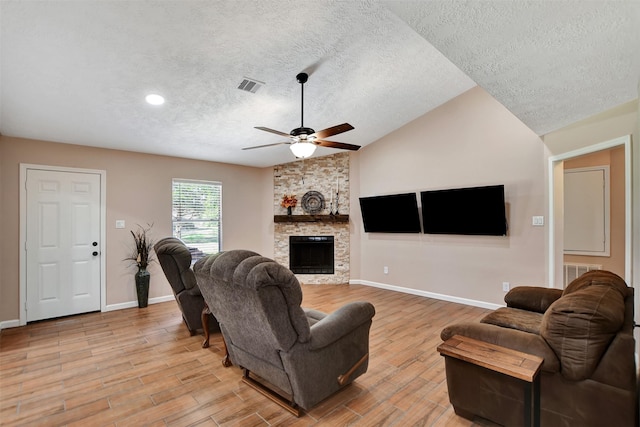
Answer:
xmin=116 ymin=220 xmax=125 ymax=229
xmin=532 ymin=216 xmax=544 ymax=226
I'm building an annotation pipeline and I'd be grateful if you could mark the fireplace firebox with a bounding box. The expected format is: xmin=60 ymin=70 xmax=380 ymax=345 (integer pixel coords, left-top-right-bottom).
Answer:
xmin=289 ymin=236 xmax=334 ymax=274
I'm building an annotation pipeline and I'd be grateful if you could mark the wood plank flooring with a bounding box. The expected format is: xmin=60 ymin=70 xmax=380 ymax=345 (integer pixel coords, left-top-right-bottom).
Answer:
xmin=1 ymin=284 xmax=494 ymax=426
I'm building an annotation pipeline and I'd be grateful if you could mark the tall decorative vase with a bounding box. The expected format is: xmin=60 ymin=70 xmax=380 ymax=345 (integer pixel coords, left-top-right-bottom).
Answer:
xmin=135 ymin=267 xmax=150 ymax=308
xmin=287 ymin=206 xmax=292 ymax=215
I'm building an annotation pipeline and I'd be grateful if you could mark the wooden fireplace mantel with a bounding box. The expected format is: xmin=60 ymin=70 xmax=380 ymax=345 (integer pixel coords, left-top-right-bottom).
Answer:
xmin=274 ymin=215 xmax=349 ymax=223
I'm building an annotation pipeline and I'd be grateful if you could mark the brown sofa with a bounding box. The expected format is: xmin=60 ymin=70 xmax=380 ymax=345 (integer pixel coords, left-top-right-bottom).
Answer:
xmin=440 ymin=270 xmax=637 ymax=427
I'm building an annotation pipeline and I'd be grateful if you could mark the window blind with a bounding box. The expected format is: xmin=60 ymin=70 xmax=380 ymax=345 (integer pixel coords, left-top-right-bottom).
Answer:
xmin=172 ymin=179 xmax=221 ymax=258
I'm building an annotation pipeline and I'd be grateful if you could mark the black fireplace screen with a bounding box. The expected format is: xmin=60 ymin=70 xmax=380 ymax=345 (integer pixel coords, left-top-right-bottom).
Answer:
xmin=289 ymin=236 xmax=334 ymax=274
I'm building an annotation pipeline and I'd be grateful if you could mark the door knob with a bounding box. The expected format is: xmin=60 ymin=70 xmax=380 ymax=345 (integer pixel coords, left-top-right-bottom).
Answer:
xmin=92 ymin=242 xmax=98 ymax=246
xmin=92 ymin=251 xmax=98 ymax=256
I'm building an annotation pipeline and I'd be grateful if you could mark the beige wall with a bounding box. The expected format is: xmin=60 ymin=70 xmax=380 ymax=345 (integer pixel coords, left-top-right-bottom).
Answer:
xmin=2 ymin=94 xmax=637 ymax=324
xmin=0 ymin=136 xmax=273 ymax=322
xmin=563 ymin=147 xmax=625 ymax=276
xmin=350 ymin=86 xmax=547 ymax=306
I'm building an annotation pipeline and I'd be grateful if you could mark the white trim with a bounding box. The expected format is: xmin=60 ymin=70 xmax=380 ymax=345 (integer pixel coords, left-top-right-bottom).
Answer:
xmin=104 ymin=294 xmax=176 ymax=312
xmin=547 ymin=135 xmax=632 ymax=287
xmin=0 ymin=319 xmax=21 ymax=330
xmin=350 ymin=279 xmax=503 ymax=311
xmin=19 ymin=164 xmax=107 ymax=326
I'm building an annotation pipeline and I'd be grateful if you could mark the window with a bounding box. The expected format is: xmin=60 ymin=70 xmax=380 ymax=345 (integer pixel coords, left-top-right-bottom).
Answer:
xmin=172 ymin=179 xmax=221 ymax=259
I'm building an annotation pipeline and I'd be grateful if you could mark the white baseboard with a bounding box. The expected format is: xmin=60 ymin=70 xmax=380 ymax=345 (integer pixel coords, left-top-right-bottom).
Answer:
xmin=104 ymin=294 xmax=176 ymax=312
xmin=350 ymin=279 xmax=503 ymax=311
xmin=1 ymin=286 xmax=500 ymax=331
xmin=0 ymin=295 xmax=176 ymax=330
xmin=0 ymin=319 xmax=21 ymax=330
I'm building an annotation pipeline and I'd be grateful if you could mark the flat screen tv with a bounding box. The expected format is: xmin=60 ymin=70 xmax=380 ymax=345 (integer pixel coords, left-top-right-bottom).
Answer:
xmin=420 ymin=185 xmax=507 ymax=236
xmin=359 ymin=192 xmax=421 ymax=233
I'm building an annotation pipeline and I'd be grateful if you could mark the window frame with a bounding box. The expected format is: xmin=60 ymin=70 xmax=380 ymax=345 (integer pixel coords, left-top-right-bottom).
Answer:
xmin=171 ymin=178 xmax=222 ymax=257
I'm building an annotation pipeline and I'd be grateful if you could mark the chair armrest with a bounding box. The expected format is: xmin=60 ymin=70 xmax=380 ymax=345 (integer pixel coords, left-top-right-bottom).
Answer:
xmin=185 ymin=286 xmax=202 ymax=297
xmin=309 ymin=301 xmax=375 ymax=350
xmin=441 ymin=322 xmax=560 ymax=373
xmin=505 ymin=286 xmax=563 ymax=313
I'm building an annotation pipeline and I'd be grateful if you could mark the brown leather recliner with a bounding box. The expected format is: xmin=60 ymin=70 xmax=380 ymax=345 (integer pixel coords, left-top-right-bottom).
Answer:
xmin=440 ymin=270 xmax=637 ymax=427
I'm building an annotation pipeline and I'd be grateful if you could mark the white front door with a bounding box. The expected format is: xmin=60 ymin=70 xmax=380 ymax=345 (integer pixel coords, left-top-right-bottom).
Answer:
xmin=26 ymin=169 xmax=102 ymax=321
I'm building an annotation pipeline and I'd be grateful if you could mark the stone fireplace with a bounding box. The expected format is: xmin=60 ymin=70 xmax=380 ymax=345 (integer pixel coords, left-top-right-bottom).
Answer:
xmin=273 ymin=152 xmax=350 ymax=284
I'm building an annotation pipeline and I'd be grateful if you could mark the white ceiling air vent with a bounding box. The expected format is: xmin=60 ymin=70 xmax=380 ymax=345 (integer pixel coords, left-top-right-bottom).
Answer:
xmin=238 ymin=77 xmax=264 ymax=94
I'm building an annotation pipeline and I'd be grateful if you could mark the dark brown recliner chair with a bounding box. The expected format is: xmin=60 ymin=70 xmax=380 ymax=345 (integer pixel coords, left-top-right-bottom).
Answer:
xmin=154 ymin=237 xmax=219 ymax=338
xmin=440 ymin=270 xmax=637 ymax=426
xmin=193 ymin=249 xmax=375 ymax=416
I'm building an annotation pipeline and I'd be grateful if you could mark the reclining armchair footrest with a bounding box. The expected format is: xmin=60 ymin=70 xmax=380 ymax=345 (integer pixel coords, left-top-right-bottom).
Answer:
xmin=242 ymin=370 xmax=301 ymax=417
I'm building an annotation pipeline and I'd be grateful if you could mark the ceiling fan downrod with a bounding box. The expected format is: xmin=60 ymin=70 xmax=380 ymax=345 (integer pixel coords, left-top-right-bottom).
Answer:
xmin=297 ymin=73 xmax=308 ymax=131
xmin=292 ymin=73 xmax=315 ymax=140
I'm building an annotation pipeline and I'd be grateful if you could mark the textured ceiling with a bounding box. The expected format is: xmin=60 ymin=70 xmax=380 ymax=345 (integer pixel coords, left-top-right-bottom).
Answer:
xmin=1 ymin=1 xmax=638 ymax=167
xmin=385 ymin=0 xmax=640 ymax=136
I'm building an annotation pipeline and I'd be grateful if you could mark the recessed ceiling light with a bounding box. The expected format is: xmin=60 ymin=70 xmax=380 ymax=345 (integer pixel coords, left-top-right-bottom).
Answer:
xmin=145 ymin=94 xmax=165 ymax=105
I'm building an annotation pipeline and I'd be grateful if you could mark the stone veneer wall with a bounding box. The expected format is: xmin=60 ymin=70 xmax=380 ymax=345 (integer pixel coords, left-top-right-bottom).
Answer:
xmin=273 ymin=152 xmax=350 ymax=284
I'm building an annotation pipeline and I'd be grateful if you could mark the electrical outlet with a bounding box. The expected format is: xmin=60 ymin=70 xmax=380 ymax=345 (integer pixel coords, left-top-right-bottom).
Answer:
xmin=383 ymin=266 xmax=389 ymax=274
xmin=532 ymin=216 xmax=544 ymax=226
xmin=115 ymin=220 xmax=125 ymax=229
xmin=502 ymin=282 xmax=510 ymax=292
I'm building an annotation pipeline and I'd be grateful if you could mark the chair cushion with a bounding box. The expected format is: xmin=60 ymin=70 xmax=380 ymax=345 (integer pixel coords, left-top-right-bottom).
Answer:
xmin=504 ymin=286 xmax=563 ymax=313
xmin=236 ymin=255 xmax=311 ymax=344
xmin=563 ymin=269 xmax=628 ymax=296
xmin=541 ymin=272 xmax=627 ymax=381
xmin=481 ymin=307 xmax=544 ymax=334
xmin=304 ymin=308 xmax=326 ymax=327
xmin=155 ymin=237 xmax=196 ymax=292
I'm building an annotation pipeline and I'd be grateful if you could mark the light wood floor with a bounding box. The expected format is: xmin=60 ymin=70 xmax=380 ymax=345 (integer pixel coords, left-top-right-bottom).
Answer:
xmin=1 ymin=284 xmax=493 ymax=426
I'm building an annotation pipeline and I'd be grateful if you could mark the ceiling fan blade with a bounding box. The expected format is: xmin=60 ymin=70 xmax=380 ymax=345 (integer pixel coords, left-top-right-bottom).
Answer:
xmin=313 ymin=123 xmax=354 ymax=139
xmin=242 ymin=141 xmax=290 ymax=150
xmin=254 ymin=127 xmax=291 ymax=138
xmin=315 ymin=139 xmax=361 ymax=151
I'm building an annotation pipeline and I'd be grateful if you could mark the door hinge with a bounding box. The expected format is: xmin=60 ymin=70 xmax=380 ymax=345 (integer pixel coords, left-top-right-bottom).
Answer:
xmin=25 ymin=301 xmax=28 ymax=312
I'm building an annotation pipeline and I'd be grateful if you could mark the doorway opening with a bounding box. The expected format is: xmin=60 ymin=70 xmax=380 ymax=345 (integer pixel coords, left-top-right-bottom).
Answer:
xmin=547 ymin=135 xmax=631 ymax=288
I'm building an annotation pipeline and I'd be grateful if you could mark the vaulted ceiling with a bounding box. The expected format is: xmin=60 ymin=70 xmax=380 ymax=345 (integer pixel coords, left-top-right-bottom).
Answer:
xmin=1 ymin=1 xmax=638 ymax=167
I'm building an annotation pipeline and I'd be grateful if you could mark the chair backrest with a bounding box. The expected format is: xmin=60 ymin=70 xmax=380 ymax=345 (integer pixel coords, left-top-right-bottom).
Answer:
xmin=154 ymin=237 xmax=197 ymax=295
xmin=540 ymin=270 xmax=630 ymax=381
xmin=195 ymin=250 xmax=311 ymax=368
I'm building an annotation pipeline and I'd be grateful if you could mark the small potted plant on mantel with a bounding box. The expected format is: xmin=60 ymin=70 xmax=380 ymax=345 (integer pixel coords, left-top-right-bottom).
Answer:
xmin=125 ymin=223 xmax=154 ymax=308
xmin=281 ymin=194 xmax=297 ymax=215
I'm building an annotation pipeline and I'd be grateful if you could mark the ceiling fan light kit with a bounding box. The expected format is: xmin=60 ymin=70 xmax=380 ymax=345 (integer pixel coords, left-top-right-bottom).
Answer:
xmin=290 ymin=141 xmax=317 ymax=158
xmin=245 ymin=72 xmax=360 ymax=158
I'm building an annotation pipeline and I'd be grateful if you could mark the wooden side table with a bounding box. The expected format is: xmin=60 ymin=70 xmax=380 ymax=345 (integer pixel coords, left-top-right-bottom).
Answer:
xmin=437 ymin=335 xmax=543 ymax=427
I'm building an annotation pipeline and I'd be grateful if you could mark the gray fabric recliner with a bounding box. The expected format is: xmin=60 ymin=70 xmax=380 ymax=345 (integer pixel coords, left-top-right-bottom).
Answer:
xmin=193 ymin=249 xmax=375 ymax=415
xmin=154 ymin=237 xmax=219 ymax=336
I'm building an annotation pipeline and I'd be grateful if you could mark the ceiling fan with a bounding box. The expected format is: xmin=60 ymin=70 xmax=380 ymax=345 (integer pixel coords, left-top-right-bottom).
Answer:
xmin=243 ymin=72 xmax=360 ymax=158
